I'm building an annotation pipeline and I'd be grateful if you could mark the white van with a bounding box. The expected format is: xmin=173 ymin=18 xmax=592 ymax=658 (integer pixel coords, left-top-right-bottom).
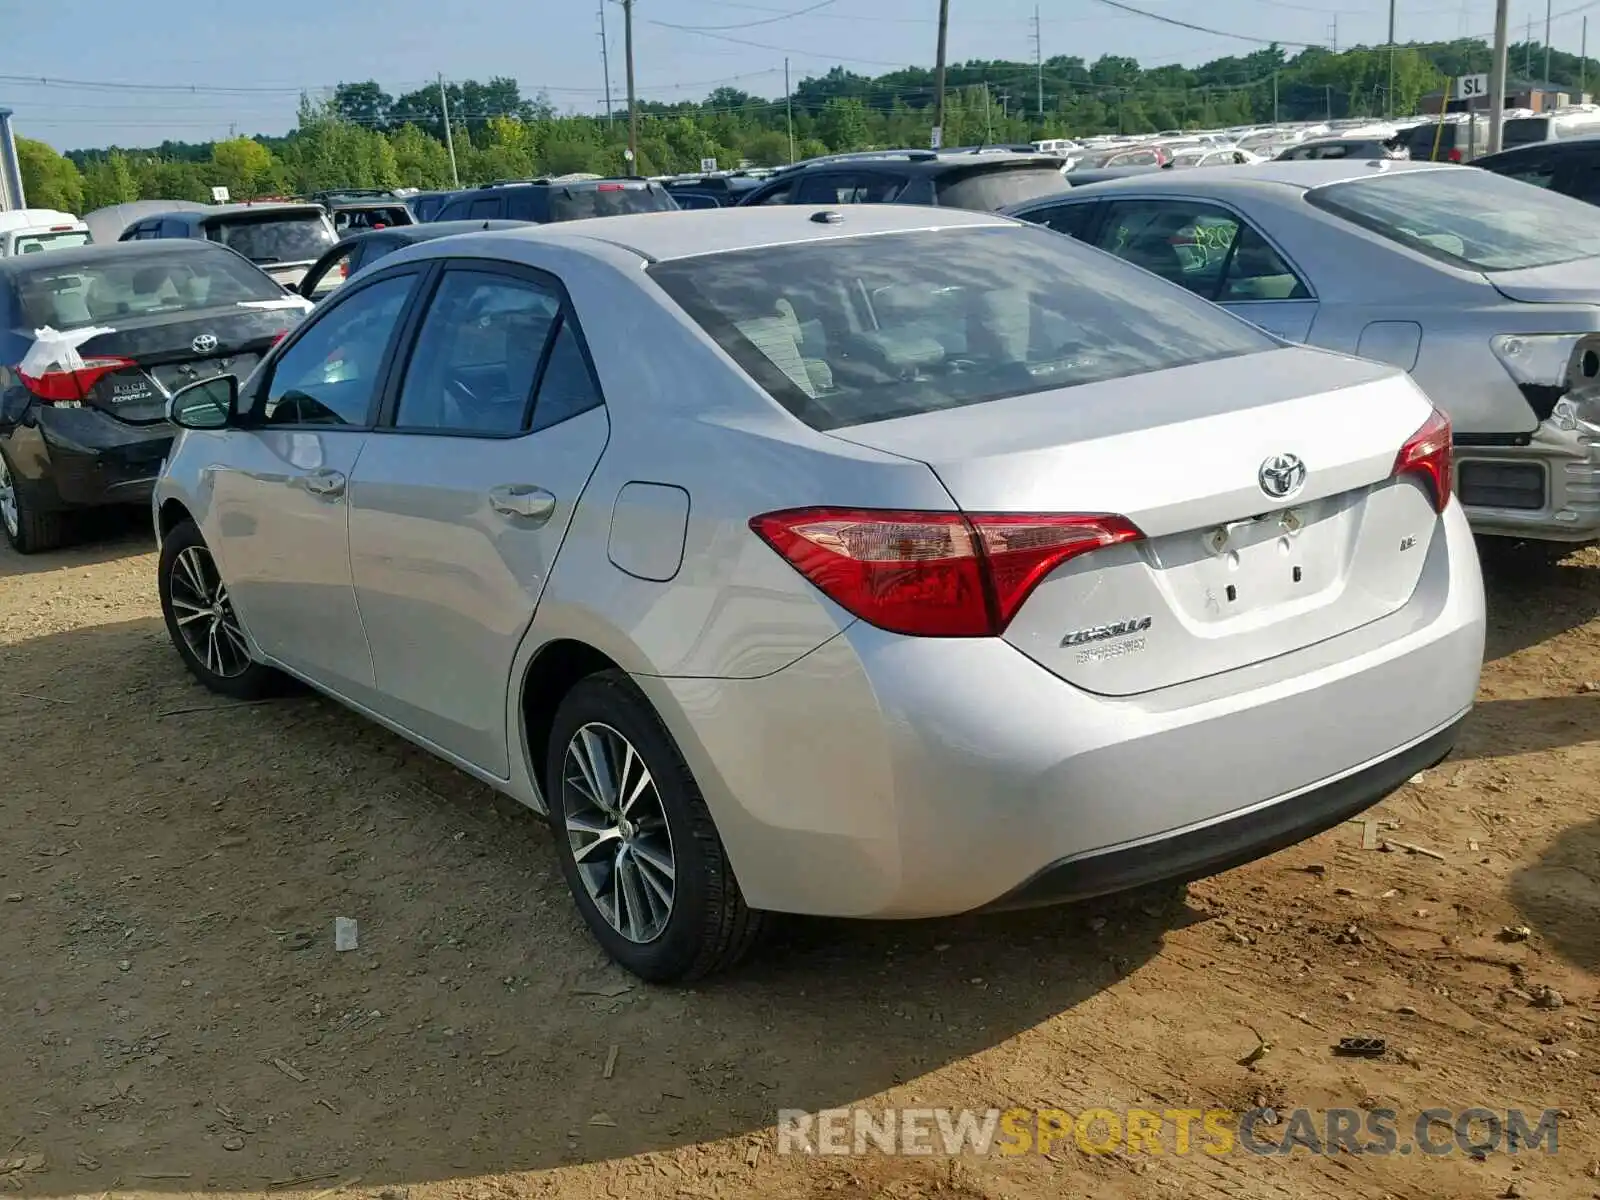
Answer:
xmin=0 ymin=209 xmax=93 ymax=257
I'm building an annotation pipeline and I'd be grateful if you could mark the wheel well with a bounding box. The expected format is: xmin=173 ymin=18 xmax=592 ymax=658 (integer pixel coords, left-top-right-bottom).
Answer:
xmin=521 ymin=640 xmax=621 ymax=789
xmin=158 ymin=499 xmax=193 ymax=541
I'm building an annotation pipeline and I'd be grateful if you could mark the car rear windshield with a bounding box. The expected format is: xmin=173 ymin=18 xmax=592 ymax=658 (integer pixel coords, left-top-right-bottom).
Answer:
xmin=934 ymin=165 xmax=1069 ymax=211
xmin=204 ymin=212 xmax=336 ymax=264
xmin=334 ymin=206 xmax=412 ymax=231
xmin=11 ymin=230 xmax=92 ymax=254
xmin=13 ymin=249 xmax=286 ymax=330
xmin=1308 ymin=167 xmax=1600 ymax=271
xmin=545 ymin=183 xmax=678 ymax=221
xmin=1503 ymin=117 xmax=1551 ymax=147
xmin=647 ymin=223 xmax=1274 ymax=431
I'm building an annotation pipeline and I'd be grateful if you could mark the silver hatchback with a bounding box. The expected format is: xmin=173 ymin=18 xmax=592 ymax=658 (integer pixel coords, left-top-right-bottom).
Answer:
xmin=152 ymin=207 xmax=1485 ymax=980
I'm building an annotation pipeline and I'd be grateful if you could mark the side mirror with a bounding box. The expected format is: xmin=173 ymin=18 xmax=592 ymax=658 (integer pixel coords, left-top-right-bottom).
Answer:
xmin=168 ymin=374 xmax=239 ymax=430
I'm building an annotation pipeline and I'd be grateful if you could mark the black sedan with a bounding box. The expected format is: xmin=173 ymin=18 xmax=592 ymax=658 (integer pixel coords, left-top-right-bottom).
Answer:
xmin=295 ymin=219 xmax=528 ymax=301
xmin=0 ymin=241 xmax=311 ymax=553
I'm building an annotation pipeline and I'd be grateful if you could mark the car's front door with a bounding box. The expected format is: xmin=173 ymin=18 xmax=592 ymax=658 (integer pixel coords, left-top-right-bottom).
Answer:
xmin=207 ymin=269 xmax=421 ymax=700
xmin=1090 ymin=197 xmax=1319 ymax=341
xmin=346 ymin=262 xmax=609 ymax=776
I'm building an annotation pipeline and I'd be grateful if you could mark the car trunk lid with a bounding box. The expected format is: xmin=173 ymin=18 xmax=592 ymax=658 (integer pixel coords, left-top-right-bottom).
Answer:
xmin=826 ymin=347 xmax=1444 ymax=695
xmin=19 ymin=306 xmax=296 ymax=424
xmin=1486 ymin=256 xmax=1600 ymax=304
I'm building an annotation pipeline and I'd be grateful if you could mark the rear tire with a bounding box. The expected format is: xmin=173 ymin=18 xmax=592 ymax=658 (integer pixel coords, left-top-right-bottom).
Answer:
xmin=158 ymin=519 xmax=280 ymax=699
xmin=0 ymin=447 xmax=67 ymax=555
xmin=546 ymin=670 xmax=766 ymax=982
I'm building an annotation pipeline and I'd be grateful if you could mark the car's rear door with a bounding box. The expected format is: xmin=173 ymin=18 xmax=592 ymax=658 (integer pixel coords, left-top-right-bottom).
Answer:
xmin=346 ymin=261 xmax=609 ymax=777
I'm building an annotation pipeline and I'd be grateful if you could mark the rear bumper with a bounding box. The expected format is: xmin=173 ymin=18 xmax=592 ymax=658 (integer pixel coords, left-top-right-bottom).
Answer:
xmin=640 ymin=501 xmax=1486 ymax=919
xmin=2 ymin=406 xmax=173 ymax=512
xmin=980 ymin=714 xmax=1463 ymax=911
xmin=1457 ymin=417 xmax=1600 ymax=543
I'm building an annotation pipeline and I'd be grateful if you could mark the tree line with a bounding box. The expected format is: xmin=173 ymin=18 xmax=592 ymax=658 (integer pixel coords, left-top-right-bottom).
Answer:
xmin=16 ymin=38 xmax=1600 ymax=212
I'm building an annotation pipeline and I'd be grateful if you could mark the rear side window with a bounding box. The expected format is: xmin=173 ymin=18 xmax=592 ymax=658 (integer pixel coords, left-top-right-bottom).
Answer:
xmin=469 ymin=197 xmax=502 ymax=219
xmin=14 ymin=249 xmax=287 ymax=329
xmin=206 ymin=213 xmax=336 ymax=264
xmin=935 ymin=167 xmax=1068 ymax=212
xmin=1503 ymin=118 xmax=1551 ymax=148
xmin=1480 ymin=149 xmax=1560 ymax=189
xmin=1309 ymin=167 xmax=1600 ymax=270
xmin=647 ymin=224 xmax=1274 ymax=431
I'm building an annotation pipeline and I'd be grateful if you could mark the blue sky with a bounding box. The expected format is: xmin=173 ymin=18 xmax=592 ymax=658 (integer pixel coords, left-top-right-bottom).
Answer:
xmin=2 ymin=0 xmax=1572 ymax=150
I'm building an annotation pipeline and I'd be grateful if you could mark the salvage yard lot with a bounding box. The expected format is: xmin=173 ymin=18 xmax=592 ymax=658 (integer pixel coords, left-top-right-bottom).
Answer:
xmin=2 ymin=525 xmax=1598 ymax=1200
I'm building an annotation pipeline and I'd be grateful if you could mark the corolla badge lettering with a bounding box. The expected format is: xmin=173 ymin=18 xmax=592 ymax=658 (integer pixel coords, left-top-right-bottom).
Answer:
xmin=1060 ymin=616 xmax=1153 ymax=648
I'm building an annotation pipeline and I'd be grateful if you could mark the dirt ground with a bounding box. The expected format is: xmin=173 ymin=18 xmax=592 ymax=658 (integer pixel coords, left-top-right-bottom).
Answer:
xmin=2 ymin=518 xmax=1598 ymax=1200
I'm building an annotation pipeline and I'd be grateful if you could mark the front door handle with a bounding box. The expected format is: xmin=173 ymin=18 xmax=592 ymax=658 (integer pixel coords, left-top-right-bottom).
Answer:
xmin=488 ymin=484 xmax=556 ymax=525
xmin=302 ymin=469 xmax=346 ymax=498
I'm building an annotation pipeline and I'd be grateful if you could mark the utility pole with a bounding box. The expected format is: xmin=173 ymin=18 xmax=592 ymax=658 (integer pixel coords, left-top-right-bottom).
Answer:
xmin=983 ymin=84 xmax=992 ymax=143
xmin=1032 ymin=6 xmax=1044 ymax=120
xmin=1386 ymin=0 xmax=1395 ymax=117
xmin=1326 ymin=83 xmax=1333 ymax=119
xmin=1584 ymin=16 xmax=1589 ymax=98
xmin=1329 ymin=14 xmax=1338 ymax=52
xmin=1273 ymin=71 xmax=1280 ymax=125
xmin=598 ymin=2 xmax=613 ymax=123
xmin=1526 ymin=18 xmax=1532 ymax=80
xmin=933 ymin=0 xmax=950 ymax=143
xmin=622 ymin=0 xmax=638 ymax=170
xmin=1488 ymin=0 xmax=1510 ymax=153
xmin=785 ymin=57 xmax=795 ymax=163
xmin=1545 ymin=0 xmax=1553 ymax=85
xmin=438 ymin=72 xmax=460 ymax=188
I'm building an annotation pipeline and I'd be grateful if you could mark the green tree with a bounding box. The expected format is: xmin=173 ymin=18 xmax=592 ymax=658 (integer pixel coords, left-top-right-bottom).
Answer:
xmin=80 ymin=151 xmax=140 ymax=210
xmin=818 ymin=97 xmax=871 ymax=151
xmin=210 ymin=137 xmax=280 ymax=199
xmin=16 ymin=137 xmax=84 ymax=212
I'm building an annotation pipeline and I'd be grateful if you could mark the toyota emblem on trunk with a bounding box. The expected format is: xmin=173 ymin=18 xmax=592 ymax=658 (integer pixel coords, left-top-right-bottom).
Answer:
xmin=192 ymin=333 xmax=219 ymax=354
xmin=1258 ymin=453 xmax=1306 ymax=500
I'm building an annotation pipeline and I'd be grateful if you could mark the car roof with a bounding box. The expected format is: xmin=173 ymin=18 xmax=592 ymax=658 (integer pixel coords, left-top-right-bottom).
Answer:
xmin=1482 ymin=133 xmax=1600 ymax=158
xmin=329 ymin=219 xmax=526 ymax=252
xmin=772 ymin=150 xmax=1065 ymax=177
xmin=0 ymin=238 xmax=235 ymax=275
xmin=1049 ymin=157 xmax=1454 ymax=196
xmin=421 ymin=203 xmax=1013 ymax=263
xmin=199 ymin=202 xmax=328 ymax=218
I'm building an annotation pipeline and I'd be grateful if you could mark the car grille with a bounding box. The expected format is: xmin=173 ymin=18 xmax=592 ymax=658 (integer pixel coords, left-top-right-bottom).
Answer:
xmin=1457 ymin=460 xmax=1546 ymax=510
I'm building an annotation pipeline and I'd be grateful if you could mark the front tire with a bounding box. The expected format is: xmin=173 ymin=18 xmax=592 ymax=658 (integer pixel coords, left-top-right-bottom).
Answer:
xmin=0 ymin=446 xmax=67 ymax=555
xmin=159 ymin=519 xmax=279 ymax=699
xmin=547 ymin=670 xmax=766 ymax=982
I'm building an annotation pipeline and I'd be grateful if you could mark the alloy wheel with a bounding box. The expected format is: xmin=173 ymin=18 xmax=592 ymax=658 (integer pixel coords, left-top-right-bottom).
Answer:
xmin=0 ymin=454 xmax=17 ymax=538
xmin=562 ymin=722 xmax=677 ymax=943
xmin=168 ymin=545 xmax=252 ymax=678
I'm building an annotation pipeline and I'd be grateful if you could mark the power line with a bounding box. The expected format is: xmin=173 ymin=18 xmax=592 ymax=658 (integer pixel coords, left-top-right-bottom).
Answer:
xmin=649 ymin=0 xmax=837 ymax=32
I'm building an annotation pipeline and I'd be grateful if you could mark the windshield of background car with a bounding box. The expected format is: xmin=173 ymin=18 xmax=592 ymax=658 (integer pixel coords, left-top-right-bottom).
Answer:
xmin=647 ymin=224 xmax=1275 ymax=431
xmin=14 ymin=250 xmax=287 ymax=330
xmin=205 ymin=212 xmax=337 ymax=263
xmin=546 ymin=183 xmax=679 ymax=221
xmin=1308 ymin=167 xmax=1600 ymax=271
xmin=11 ymin=230 xmax=93 ymax=254
xmin=934 ymin=166 xmax=1068 ymax=211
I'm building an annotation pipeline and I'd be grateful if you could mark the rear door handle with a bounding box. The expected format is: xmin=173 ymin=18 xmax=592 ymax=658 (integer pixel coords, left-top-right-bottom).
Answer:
xmin=488 ymin=484 xmax=556 ymax=526
xmin=302 ymin=469 xmax=346 ymax=498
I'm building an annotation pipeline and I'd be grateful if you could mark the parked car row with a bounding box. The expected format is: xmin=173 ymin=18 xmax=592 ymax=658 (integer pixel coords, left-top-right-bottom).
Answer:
xmin=11 ymin=136 xmax=1600 ymax=986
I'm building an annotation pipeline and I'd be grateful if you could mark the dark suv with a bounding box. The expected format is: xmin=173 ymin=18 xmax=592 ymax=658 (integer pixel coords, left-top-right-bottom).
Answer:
xmin=432 ymin=177 xmax=679 ymax=223
xmin=1474 ymin=134 xmax=1600 ymax=206
xmin=735 ymin=149 xmax=1069 ymax=211
xmin=119 ymin=202 xmax=337 ymax=291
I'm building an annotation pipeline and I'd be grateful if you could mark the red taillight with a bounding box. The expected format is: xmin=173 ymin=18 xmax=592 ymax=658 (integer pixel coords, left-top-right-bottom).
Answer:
xmin=1394 ymin=407 xmax=1453 ymax=513
xmin=749 ymin=507 xmax=1143 ymax=637
xmin=271 ymin=330 xmax=290 ymax=345
xmin=49 ymin=224 xmax=73 ymax=232
xmin=1447 ymin=148 xmax=1462 ymax=163
xmin=19 ymin=356 xmax=136 ymax=403
xmin=597 ymin=182 xmax=625 ymax=192
xmin=337 ymin=260 xmax=349 ymax=279
xmin=372 ymin=222 xmax=386 ymax=230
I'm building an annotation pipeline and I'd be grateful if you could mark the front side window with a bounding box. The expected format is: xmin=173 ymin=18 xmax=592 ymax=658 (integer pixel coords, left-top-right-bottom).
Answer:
xmin=647 ymin=223 xmax=1275 ymax=431
xmin=259 ymin=274 xmax=414 ymax=426
xmin=393 ymin=270 xmax=560 ymax=434
xmin=796 ymin=173 xmax=902 ymax=205
xmin=1093 ymin=199 xmax=1309 ymax=302
xmin=1309 ymin=166 xmax=1600 ymax=271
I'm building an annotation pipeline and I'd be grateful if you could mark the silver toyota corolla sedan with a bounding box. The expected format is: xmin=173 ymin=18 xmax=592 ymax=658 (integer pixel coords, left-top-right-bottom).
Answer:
xmin=1010 ymin=160 xmax=1600 ymax=548
xmin=151 ymin=205 xmax=1486 ymax=981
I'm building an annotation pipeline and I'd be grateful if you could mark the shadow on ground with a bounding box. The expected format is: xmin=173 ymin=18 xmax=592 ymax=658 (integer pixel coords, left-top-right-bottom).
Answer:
xmin=0 ymin=617 xmax=1190 ymax=1194
xmin=1511 ymin=816 xmax=1600 ymax=974
xmin=0 ymin=509 xmax=154 ymax=577
xmin=1480 ymin=548 xmax=1600 ymax=663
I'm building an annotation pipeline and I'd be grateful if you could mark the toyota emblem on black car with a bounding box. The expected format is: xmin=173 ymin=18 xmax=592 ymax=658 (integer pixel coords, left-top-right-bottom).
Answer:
xmin=191 ymin=333 xmax=219 ymax=354
xmin=1258 ymin=453 xmax=1306 ymax=500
